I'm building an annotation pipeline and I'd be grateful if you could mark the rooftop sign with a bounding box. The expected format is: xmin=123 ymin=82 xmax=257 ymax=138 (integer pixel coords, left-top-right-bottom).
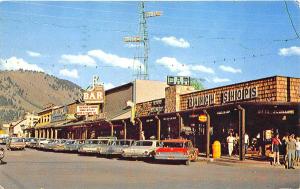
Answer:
xmin=167 ymin=76 xmax=191 ymax=86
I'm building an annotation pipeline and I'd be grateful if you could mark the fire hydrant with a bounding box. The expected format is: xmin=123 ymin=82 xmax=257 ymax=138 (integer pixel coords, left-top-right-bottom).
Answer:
xmin=212 ymin=141 xmax=221 ymax=158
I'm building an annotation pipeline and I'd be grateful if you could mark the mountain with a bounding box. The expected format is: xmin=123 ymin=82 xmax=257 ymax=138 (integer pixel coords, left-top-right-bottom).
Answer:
xmin=0 ymin=70 xmax=83 ymax=125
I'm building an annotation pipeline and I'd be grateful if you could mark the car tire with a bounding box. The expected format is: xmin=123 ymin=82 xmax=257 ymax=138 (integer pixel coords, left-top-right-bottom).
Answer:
xmin=185 ymin=160 xmax=190 ymax=165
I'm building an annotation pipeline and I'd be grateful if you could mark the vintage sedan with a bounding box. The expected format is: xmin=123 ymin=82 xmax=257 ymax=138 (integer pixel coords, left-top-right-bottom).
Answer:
xmin=154 ymin=139 xmax=198 ymax=165
xmin=36 ymin=138 xmax=50 ymax=149
xmin=28 ymin=138 xmax=38 ymax=148
xmin=6 ymin=137 xmax=26 ymax=150
xmin=100 ymin=139 xmax=134 ymax=156
xmin=43 ymin=139 xmax=59 ymax=151
xmin=24 ymin=138 xmax=35 ymax=147
xmin=64 ymin=139 xmax=85 ymax=152
xmin=52 ymin=139 xmax=68 ymax=152
xmin=122 ymin=140 xmax=159 ymax=158
xmin=78 ymin=139 xmax=105 ymax=154
xmin=79 ymin=137 xmax=116 ymax=154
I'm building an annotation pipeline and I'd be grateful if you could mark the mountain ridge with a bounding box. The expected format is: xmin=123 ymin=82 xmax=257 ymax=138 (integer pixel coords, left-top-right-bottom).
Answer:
xmin=0 ymin=70 xmax=83 ymax=125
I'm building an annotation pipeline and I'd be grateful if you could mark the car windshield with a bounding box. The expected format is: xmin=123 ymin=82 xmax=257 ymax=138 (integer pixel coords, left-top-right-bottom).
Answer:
xmin=135 ymin=141 xmax=153 ymax=146
xmin=66 ymin=141 xmax=75 ymax=144
xmin=161 ymin=142 xmax=184 ymax=148
xmin=11 ymin=138 xmax=23 ymax=142
xmin=120 ymin=141 xmax=132 ymax=146
xmin=86 ymin=140 xmax=100 ymax=144
xmin=76 ymin=140 xmax=84 ymax=144
xmin=99 ymin=140 xmax=109 ymax=145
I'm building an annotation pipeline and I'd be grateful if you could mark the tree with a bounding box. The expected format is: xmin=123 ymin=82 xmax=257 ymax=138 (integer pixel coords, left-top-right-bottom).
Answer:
xmin=190 ymin=78 xmax=205 ymax=90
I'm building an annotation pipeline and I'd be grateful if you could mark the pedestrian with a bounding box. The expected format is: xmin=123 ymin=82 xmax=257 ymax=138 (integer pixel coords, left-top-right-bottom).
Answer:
xmin=0 ymin=147 xmax=5 ymax=164
xmin=271 ymin=133 xmax=282 ymax=166
xmin=140 ymin=131 xmax=145 ymax=140
xmin=296 ymin=137 xmax=300 ymax=166
xmin=286 ymin=135 xmax=296 ymax=169
xmin=282 ymin=133 xmax=289 ymax=163
xmin=227 ymin=132 xmax=235 ymax=157
xmin=234 ymin=133 xmax=239 ymax=156
xmin=245 ymin=133 xmax=249 ymax=155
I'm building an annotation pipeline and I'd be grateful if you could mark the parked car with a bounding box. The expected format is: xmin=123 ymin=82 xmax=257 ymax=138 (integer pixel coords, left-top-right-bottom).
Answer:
xmin=101 ymin=139 xmax=134 ymax=156
xmin=78 ymin=137 xmax=116 ymax=154
xmin=24 ymin=137 xmax=36 ymax=147
xmin=97 ymin=137 xmax=118 ymax=155
xmin=64 ymin=139 xmax=85 ymax=152
xmin=42 ymin=139 xmax=58 ymax=151
xmin=36 ymin=138 xmax=49 ymax=149
xmin=6 ymin=137 xmax=26 ymax=150
xmin=0 ymin=134 xmax=9 ymax=145
xmin=52 ymin=139 xmax=68 ymax=152
xmin=28 ymin=138 xmax=38 ymax=148
xmin=121 ymin=140 xmax=159 ymax=158
xmin=154 ymin=139 xmax=198 ymax=165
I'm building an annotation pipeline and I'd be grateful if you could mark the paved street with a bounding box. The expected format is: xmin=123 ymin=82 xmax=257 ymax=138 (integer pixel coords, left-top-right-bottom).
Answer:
xmin=0 ymin=146 xmax=299 ymax=189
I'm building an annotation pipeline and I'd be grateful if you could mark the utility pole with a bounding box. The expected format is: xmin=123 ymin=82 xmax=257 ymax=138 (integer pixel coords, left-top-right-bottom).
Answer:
xmin=124 ymin=2 xmax=162 ymax=80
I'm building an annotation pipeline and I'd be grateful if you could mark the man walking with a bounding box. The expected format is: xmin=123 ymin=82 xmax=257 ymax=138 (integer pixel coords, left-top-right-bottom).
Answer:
xmin=245 ymin=133 xmax=249 ymax=155
xmin=227 ymin=132 xmax=235 ymax=157
xmin=286 ymin=135 xmax=296 ymax=169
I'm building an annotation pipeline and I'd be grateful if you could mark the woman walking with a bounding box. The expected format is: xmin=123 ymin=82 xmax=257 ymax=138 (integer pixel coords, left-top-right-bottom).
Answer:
xmin=272 ymin=133 xmax=282 ymax=166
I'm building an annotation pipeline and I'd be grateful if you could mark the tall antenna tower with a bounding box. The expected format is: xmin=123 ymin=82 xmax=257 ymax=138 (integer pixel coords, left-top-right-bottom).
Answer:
xmin=124 ymin=2 xmax=162 ymax=80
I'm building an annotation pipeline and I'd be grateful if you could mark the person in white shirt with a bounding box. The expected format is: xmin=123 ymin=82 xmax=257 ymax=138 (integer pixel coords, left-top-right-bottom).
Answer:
xmin=296 ymin=137 xmax=300 ymax=166
xmin=245 ymin=133 xmax=249 ymax=155
xmin=227 ymin=132 xmax=235 ymax=157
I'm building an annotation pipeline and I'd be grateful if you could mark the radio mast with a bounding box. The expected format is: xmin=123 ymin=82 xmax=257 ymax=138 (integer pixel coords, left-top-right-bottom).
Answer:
xmin=124 ymin=2 xmax=162 ymax=80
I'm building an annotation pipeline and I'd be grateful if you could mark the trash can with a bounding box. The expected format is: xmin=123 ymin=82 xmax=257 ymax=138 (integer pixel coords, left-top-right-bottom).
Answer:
xmin=212 ymin=141 xmax=221 ymax=158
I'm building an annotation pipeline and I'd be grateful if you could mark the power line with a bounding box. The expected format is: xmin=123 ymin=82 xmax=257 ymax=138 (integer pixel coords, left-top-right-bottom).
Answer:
xmin=284 ymin=1 xmax=300 ymax=39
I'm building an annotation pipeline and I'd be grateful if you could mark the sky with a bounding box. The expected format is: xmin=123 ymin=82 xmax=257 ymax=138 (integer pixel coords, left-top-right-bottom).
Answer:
xmin=0 ymin=1 xmax=299 ymax=90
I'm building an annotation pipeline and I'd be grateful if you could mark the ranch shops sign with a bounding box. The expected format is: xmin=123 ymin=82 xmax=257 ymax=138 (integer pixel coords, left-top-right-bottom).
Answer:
xmin=221 ymin=86 xmax=258 ymax=103
xmin=83 ymin=85 xmax=104 ymax=104
xmin=187 ymin=94 xmax=215 ymax=108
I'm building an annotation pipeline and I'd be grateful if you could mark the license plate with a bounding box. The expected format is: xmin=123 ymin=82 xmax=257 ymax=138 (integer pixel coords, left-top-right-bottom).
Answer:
xmin=168 ymin=156 xmax=174 ymax=159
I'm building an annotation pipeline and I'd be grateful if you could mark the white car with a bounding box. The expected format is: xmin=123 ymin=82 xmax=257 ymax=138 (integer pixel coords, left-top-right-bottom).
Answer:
xmin=79 ymin=137 xmax=116 ymax=154
xmin=121 ymin=140 xmax=159 ymax=158
xmin=37 ymin=138 xmax=51 ymax=149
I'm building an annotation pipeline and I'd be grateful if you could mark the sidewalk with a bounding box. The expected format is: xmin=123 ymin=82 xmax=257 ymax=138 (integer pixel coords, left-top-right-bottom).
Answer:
xmin=197 ymin=153 xmax=298 ymax=169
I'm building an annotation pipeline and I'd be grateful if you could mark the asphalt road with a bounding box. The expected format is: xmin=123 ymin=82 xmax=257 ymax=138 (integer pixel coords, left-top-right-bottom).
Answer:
xmin=0 ymin=145 xmax=299 ymax=189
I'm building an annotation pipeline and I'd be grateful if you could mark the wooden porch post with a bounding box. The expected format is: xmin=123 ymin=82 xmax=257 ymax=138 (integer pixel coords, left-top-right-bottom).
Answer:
xmin=110 ymin=122 xmax=114 ymax=137
xmin=176 ymin=113 xmax=182 ymax=138
xmin=203 ymin=110 xmax=211 ymax=158
xmin=155 ymin=116 xmax=161 ymax=140
xmin=237 ymin=105 xmax=246 ymax=161
xmin=136 ymin=118 xmax=143 ymax=140
xmin=122 ymin=120 xmax=127 ymax=140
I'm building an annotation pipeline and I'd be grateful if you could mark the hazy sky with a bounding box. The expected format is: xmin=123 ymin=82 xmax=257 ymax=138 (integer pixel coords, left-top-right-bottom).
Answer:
xmin=0 ymin=1 xmax=299 ymax=90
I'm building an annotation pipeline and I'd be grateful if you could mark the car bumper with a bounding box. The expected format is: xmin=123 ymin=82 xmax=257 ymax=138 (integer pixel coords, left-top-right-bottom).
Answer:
xmin=122 ymin=153 xmax=150 ymax=158
xmin=78 ymin=149 xmax=98 ymax=154
xmin=154 ymin=153 xmax=189 ymax=161
xmin=9 ymin=146 xmax=25 ymax=150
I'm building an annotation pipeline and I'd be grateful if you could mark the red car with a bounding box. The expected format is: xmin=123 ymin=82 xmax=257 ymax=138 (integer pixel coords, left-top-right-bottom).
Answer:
xmin=154 ymin=139 xmax=199 ymax=165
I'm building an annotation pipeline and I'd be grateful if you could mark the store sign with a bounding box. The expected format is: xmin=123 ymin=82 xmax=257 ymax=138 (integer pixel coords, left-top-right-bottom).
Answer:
xmin=51 ymin=106 xmax=67 ymax=122
xmin=257 ymin=109 xmax=295 ymax=115
xmin=150 ymin=99 xmax=165 ymax=115
xmin=222 ymin=86 xmax=258 ymax=104
xmin=187 ymin=94 xmax=215 ymax=108
xmin=162 ymin=116 xmax=177 ymax=121
xmin=83 ymin=85 xmax=104 ymax=104
xmin=198 ymin=114 xmax=207 ymax=122
xmin=167 ymin=76 xmax=191 ymax=86
xmin=76 ymin=105 xmax=99 ymax=115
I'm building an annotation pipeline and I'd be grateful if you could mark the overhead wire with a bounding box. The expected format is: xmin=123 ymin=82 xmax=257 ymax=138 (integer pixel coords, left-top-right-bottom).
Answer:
xmin=284 ymin=1 xmax=300 ymax=39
